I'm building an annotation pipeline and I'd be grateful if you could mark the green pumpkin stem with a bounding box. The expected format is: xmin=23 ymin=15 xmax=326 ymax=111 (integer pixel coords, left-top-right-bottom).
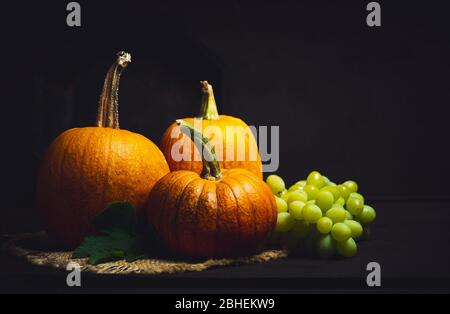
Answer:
xmin=96 ymin=51 xmax=131 ymax=129
xmin=176 ymin=119 xmax=222 ymax=180
xmin=198 ymin=81 xmax=220 ymax=120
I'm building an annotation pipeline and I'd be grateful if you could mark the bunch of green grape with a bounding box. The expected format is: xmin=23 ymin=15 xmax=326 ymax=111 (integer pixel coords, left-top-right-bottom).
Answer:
xmin=266 ymin=171 xmax=377 ymax=258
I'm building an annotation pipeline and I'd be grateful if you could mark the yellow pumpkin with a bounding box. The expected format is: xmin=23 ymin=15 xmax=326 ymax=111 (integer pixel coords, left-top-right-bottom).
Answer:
xmin=160 ymin=81 xmax=262 ymax=179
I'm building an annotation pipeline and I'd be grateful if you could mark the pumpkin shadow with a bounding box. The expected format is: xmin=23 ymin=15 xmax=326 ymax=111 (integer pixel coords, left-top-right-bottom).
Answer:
xmin=136 ymin=222 xmax=272 ymax=263
xmin=135 ymin=224 xmax=226 ymax=263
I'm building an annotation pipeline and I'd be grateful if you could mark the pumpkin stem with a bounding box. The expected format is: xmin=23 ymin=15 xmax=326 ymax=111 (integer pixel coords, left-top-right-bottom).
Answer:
xmin=198 ymin=81 xmax=220 ymax=120
xmin=176 ymin=119 xmax=222 ymax=180
xmin=96 ymin=51 xmax=131 ymax=129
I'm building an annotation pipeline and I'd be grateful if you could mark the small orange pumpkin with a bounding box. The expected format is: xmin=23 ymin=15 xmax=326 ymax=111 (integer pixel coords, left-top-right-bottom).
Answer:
xmin=36 ymin=52 xmax=170 ymax=248
xmin=147 ymin=120 xmax=276 ymax=258
xmin=160 ymin=81 xmax=263 ymax=179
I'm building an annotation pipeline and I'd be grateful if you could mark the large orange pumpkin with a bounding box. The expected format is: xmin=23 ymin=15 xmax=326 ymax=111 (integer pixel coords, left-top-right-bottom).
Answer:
xmin=160 ymin=81 xmax=262 ymax=179
xmin=36 ymin=52 xmax=170 ymax=248
xmin=147 ymin=120 xmax=276 ymax=258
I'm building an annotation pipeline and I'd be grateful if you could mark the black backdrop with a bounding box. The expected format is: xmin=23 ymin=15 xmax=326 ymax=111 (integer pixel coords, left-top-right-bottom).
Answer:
xmin=4 ymin=0 xmax=450 ymax=210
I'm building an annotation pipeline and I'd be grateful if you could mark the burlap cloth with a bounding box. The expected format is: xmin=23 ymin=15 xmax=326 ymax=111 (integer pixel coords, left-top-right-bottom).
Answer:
xmin=1 ymin=232 xmax=286 ymax=275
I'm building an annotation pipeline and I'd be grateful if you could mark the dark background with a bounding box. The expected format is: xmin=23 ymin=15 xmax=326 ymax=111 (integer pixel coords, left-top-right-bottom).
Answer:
xmin=0 ymin=0 xmax=450 ymax=293
xmin=5 ymin=0 xmax=450 ymax=210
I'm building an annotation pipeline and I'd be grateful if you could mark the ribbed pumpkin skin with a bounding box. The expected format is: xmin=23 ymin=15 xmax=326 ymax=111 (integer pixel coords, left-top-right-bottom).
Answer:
xmin=36 ymin=127 xmax=170 ymax=248
xmin=147 ymin=168 xmax=276 ymax=258
xmin=160 ymin=116 xmax=263 ymax=179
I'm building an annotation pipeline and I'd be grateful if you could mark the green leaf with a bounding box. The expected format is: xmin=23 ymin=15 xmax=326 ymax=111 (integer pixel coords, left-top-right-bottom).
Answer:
xmin=124 ymin=237 xmax=148 ymax=262
xmin=72 ymin=201 xmax=149 ymax=265
xmin=92 ymin=201 xmax=136 ymax=235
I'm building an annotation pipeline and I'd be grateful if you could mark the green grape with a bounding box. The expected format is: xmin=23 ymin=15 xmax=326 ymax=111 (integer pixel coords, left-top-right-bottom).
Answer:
xmin=316 ymin=217 xmax=333 ymax=234
xmin=345 ymin=210 xmax=354 ymax=220
xmin=346 ymin=197 xmax=364 ymax=216
xmin=334 ymin=197 xmax=346 ymax=206
xmin=296 ymin=180 xmax=307 ymax=187
xmin=349 ymin=192 xmax=365 ymax=203
xmin=278 ymin=189 xmax=288 ymax=198
xmin=290 ymin=220 xmax=310 ymax=239
xmin=316 ymin=234 xmax=337 ymax=258
xmin=343 ymin=180 xmax=358 ymax=193
xmin=320 ymin=185 xmax=340 ymax=201
xmin=315 ymin=190 xmax=335 ymax=212
xmin=337 ymin=237 xmax=357 ymax=257
xmin=338 ymin=184 xmax=351 ymax=200
xmin=322 ymin=176 xmax=330 ymax=185
xmin=302 ymin=204 xmax=322 ymax=223
xmin=281 ymin=191 xmax=290 ymax=202
xmin=289 ymin=201 xmax=306 ymax=220
xmin=358 ymin=205 xmax=376 ymax=224
xmin=327 ymin=181 xmax=337 ymax=186
xmin=306 ymin=171 xmax=325 ymax=188
xmin=331 ymin=222 xmax=352 ymax=242
xmin=275 ymin=212 xmax=295 ymax=232
xmin=288 ymin=184 xmax=303 ymax=192
xmin=287 ymin=190 xmax=308 ymax=203
xmin=275 ymin=196 xmax=288 ymax=213
xmin=266 ymin=175 xmax=285 ymax=194
xmin=304 ymin=184 xmax=319 ymax=200
xmin=344 ymin=220 xmax=363 ymax=240
xmin=325 ymin=207 xmax=347 ymax=223
xmin=306 ymin=200 xmax=316 ymax=205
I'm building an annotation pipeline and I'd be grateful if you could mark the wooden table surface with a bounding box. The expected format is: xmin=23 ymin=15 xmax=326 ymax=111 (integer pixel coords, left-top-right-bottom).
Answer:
xmin=1 ymin=201 xmax=450 ymax=293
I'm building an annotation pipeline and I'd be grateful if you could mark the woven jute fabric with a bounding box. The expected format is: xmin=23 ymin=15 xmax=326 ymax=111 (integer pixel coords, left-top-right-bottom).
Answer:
xmin=1 ymin=232 xmax=286 ymax=275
